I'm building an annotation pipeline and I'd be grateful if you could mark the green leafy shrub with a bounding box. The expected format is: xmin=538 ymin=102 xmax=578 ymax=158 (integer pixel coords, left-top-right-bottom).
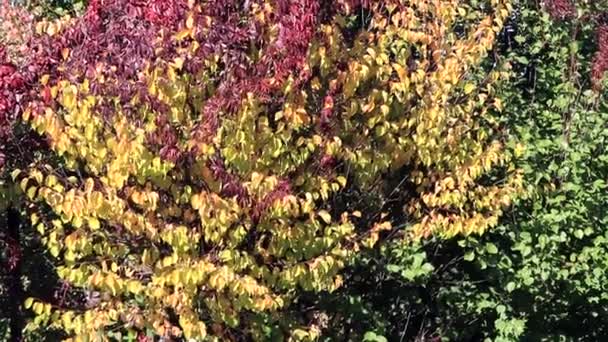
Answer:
xmin=320 ymin=0 xmax=608 ymax=341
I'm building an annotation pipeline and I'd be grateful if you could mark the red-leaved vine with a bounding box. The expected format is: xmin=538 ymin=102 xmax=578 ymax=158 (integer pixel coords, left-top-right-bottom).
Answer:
xmin=543 ymin=1 xmax=608 ymax=89
xmin=546 ymin=0 xmax=576 ymax=19
xmin=0 ymin=45 xmax=29 ymax=171
xmin=592 ymin=25 xmax=608 ymax=89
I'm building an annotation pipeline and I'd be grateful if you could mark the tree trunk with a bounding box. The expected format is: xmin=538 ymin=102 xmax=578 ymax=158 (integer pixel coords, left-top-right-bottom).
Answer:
xmin=5 ymin=206 xmax=24 ymax=342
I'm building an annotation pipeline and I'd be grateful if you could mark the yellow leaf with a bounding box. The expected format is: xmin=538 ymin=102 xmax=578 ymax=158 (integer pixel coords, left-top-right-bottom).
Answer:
xmin=35 ymin=22 xmax=45 ymax=35
xmin=127 ymin=281 xmax=142 ymax=294
xmin=24 ymin=297 xmax=34 ymax=309
xmin=380 ymin=104 xmax=390 ymax=116
xmin=318 ymin=210 xmax=332 ymax=224
xmin=20 ymin=178 xmax=29 ymax=192
xmin=105 ymin=276 xmax=118 ymax=295
xmin=62 ymin=311 xmax=74 ymax=330
xmin=392 ymin=63 xmax=408 ymax=83
xmin=33 ymin=302 xmax=43 ymax=315
xmin=72 ymin=216 xmax=83 ymax=228
xmin=175 ymin=28 xmax=192 ymax=41
xmin=88 ymin=217 xmax=100 ymax=230
xmin=47 ymin=23 xmax=56 ymax=36
xmin=173 ymin=57 xmax=185 ymax=70
xmin=186 ymin=14 xmax=195 ymax=29
xmin=27 ymin=187 xmax=37 ymax=200
xmin=10 ymin=169 xmax=21 ymax=181
xmin=494 ymin=98 xmax=503 ymax=112
xmin=40 ymin=74 xmax=50 ymax=86
xmin=464 ymin=83 xmax=475 ymax=95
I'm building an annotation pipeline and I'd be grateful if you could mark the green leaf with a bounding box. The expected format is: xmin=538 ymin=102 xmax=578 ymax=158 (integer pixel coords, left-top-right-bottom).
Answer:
xmin=386 ymin=264 xmax=401 ymax=273
xmin=486 ymin=243 xmax=498 ymax=254
xmin=421 ymin=262 xmax=434 ymax=273
xmin=514 ymin=56 xmax=529 ymax=64
xmin=363 ymin=331 xmax=388 ymax=342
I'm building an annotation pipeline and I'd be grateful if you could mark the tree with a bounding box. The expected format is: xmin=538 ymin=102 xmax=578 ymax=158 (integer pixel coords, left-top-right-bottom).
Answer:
xmin=1 ymin=0 xmax=522 ymax=340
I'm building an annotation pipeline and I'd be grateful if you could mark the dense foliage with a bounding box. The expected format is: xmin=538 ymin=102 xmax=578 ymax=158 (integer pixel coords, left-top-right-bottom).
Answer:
xmin=314 ymin=0 xmax=608 ymax=341
xmin=1 ymin=0 xmax=607 ymax=341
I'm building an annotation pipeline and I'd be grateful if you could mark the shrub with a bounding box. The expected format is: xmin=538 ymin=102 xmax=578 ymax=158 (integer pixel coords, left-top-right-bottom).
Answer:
xmin=318 ymin=1 xmax=608 ymax=340
xmin=3 ymin=0 xmax=524 ymax=340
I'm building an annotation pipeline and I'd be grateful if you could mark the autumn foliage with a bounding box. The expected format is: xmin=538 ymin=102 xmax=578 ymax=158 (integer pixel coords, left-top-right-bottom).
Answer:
xmin=0 ymin=0 xmax=535 ymax=340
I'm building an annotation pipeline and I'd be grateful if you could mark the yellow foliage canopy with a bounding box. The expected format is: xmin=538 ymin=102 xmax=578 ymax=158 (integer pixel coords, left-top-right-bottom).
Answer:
xmin=17 ymin=0 xmax=522 ymax=340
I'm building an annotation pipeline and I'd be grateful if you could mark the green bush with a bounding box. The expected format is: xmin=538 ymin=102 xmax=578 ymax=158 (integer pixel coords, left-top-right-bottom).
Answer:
xmin=321 ymin=0 xmax=608 ymax=340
